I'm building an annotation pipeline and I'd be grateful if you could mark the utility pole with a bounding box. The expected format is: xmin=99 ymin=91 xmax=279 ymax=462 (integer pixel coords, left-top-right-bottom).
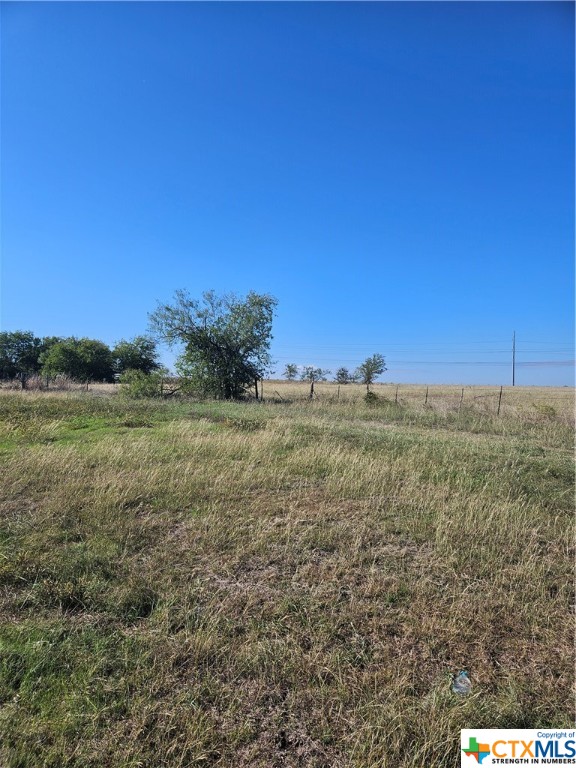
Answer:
xmin=512 ymin=331 xmax=516 ymax=387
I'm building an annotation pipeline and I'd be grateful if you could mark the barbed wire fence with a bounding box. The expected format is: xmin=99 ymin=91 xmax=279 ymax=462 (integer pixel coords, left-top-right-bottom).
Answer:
xmin=257 ymin=379 xmax=574 ymax=419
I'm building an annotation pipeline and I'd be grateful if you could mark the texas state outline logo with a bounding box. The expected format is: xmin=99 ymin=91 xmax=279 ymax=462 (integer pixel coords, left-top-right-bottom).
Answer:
xmin=462 ymin=736 xmax=491 ymax=764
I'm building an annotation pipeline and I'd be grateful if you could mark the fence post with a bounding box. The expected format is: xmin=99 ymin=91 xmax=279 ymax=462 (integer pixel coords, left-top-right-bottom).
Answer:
xmin=497 ymin=386 xmax=503 ymax=415
xmin=395 ymin=385 xmax=399 ymax=403
xmin=424 ymin=387 xmax=429 ymax=406
xmin=458 ymin=388 xmax=464 ymax=414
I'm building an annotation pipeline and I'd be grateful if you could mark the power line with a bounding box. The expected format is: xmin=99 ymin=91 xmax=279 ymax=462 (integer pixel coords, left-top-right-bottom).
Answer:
xmin=272 ymin=358 xmax=575 ymax=367
xmin=271 ymin=340 xmax=574 ymax=348
xmin=273 ymin=349 xmax=573 ymax=356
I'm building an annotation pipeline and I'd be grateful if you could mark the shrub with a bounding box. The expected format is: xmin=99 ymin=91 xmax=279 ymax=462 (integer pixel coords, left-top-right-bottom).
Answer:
xmin=533 ymin=403 xmax=557 ymax=419
xmin=120 ymin=369 xmax=165 ymax=399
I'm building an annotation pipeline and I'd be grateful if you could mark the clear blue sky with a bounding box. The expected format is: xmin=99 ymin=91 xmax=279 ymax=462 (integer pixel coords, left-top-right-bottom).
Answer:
xmin=1 ymin=1 xmax=574 ymax=385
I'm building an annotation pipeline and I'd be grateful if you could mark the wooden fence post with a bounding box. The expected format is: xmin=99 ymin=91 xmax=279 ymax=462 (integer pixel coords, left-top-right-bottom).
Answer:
xmin=458 ymin=388 xmax=464 ymax=414
xmin=497 ymin=386 xmax=503 ymax=415
xmin=424 ymin=387 xmax=429 ymax=406
xmin=395 ymin=385 xmax=399 ymax=403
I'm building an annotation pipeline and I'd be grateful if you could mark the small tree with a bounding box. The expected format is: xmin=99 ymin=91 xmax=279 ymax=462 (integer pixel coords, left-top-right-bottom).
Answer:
xmin=355 ymin=353 xmax=386 ymax=392
xmin=334 ymin=367 xmax=352 ymax=385
xmin=113 ymin=336 xmax=160 ymax=376
xmin=300 ymin=366 xmax=331 ymax=399
xmin=300 ymin=366 xmax=330 ymax=382
xmin=283 ymin=363 xmax=298 ymax=381
xmin=149 ymin=290 xmax=277 ymax=400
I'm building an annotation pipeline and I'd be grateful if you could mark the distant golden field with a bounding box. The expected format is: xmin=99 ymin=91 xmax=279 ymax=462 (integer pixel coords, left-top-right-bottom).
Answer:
xmin=263 ymin=380 xmax=574 ymax=419
xmin=0 ymin=384 xmax=573 ymax=766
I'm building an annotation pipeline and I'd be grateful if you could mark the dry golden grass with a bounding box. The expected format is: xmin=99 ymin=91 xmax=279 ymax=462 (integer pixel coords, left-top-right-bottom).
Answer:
xmin=0 ymin=385 xmax=573 ymax=766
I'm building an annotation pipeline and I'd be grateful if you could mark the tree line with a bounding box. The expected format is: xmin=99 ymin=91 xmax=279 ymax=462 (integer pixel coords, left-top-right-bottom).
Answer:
xmin=282 ymin=355 xmax=386 ymax=393
xmin=1 ymin=290 xmax=386 ymax=398
xmin=0 ymin=331 xmax=161 ymax=387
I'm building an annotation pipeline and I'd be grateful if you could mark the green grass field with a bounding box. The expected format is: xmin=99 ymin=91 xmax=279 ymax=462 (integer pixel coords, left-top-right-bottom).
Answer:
xmin=0 ymin=384 xmax=573 ymax=767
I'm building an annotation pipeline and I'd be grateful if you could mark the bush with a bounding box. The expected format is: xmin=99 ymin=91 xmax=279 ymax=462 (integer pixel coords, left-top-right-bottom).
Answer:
xmin=120 ymin=369 xmax=165 ymax=399
xmin=533 ymin=403 xmax=557 ymax=419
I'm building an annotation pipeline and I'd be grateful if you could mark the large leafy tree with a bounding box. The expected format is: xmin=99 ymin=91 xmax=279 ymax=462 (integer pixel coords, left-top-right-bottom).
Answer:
xmin=112 ymin=336 xmax=160 ymax=376
xmin=149 ymin=290 xmax=277 ymax=399
xmin=40 ymin=338 xmax=115 ymax=382
xmin=356 ymin=353 xmax=387 ymax=392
